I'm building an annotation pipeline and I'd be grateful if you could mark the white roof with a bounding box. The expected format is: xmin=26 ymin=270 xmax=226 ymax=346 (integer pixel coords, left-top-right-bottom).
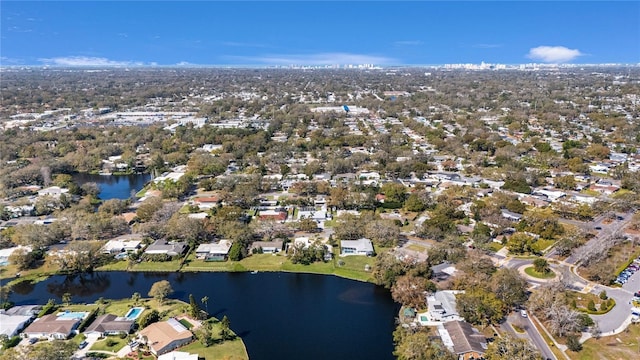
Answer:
xmin=341 ymin=238 xmax=374 ymax=252
xmin=102 ymin=239 xmax=141 ymax=252
xmin=158 ymin=351 xmax=198 ymax=360
xmin=0 ymin=314 xmax=32 ymax=336
xmin=0 ymin=246 xmax=32 ymax=258
xmin=195 ymin=240 xmax=232 ymax=254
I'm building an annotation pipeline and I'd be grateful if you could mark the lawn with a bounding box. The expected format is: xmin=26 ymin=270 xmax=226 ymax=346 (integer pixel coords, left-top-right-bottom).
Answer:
xmin=524 ymin=266 xmax=556 ymax=279
xmin=181 ymin=337 xmax=248 ymax=360
xmin=182 ymin=251 xmax=379 ymax=283
xmin=566 ymin=291 xmax=615 ymax=314
xmin=532 ymin=238 xmax=556 ymax=253
xmin=90 ymin=336 xmax=128 ymax=352
xmin=406 ymin=244 xmax=427 ymax=253
xmin=571 ymin=323 xmax=640 ymax=360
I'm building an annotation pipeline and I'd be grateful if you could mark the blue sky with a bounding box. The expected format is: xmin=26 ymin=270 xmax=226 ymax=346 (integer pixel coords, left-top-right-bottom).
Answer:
xmin=2 ymin=1 xmax=639 ymax=66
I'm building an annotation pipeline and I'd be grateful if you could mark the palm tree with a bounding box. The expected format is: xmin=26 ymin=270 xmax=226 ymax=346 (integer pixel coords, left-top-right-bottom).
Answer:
xmin=201 ymin=296 xmax=209 ymax=314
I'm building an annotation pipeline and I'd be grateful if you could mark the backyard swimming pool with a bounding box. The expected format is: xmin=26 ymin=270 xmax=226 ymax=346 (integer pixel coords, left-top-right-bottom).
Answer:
xmin=57 ymin=311 xmax=88 ymax=320
xmin=125 ymin=307 xmax=144 ymax=321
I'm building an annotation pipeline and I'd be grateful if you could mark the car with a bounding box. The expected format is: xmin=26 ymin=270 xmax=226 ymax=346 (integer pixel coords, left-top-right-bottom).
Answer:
xmin=520 ymin=310 xmax=528 ymax=318
xmin=28 ymin=338 xmax=38 ymax=344
xmin=595 ymin=226 xmax=602 ymax=230
xmin=78 ymin=341 xmax=88 ymax=349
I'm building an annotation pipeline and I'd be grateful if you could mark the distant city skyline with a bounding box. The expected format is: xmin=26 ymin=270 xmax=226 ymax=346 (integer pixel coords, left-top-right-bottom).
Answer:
xmin=1 ymin=1 xmax=639 ymax=67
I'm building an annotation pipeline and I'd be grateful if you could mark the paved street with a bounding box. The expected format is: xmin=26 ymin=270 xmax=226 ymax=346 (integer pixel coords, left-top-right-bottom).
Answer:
xmin=501 ymin=312 xmax=556 ymax=360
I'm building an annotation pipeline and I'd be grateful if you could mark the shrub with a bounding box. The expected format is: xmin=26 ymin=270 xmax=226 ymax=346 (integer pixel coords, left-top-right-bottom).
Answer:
xmin=587 ymin=299 xmax=596 ymax=312
xmin=106 ymin=338 xmax=118 ymax=347
xmin=599 ymin=291 xmax=608 ymax=300
xmin=567 ymin=335 xmax=583 ymax=352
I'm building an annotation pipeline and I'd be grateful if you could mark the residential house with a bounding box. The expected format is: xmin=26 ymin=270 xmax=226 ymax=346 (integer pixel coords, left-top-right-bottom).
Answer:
xmin=37 ymin=186 xmax=69 ymax=198
xmin=501 ymin=209 xmax=523 ymax=222
xmin=144 ymin=240 xmax=187 ymax=257
xmin=102 ymin=236 xmax=143 ymax=254
xmin=250 ymin=240 xmax=284 ymax=254
xmin=441 ymin=321 xmax=487 ymax=360
xmin=195 ymin=240 xmax=232 ymax=261
xmin=22 ymin=314 xmax=81 ymax=340
xmin=158 ymin=351 xmax=199 ymax=360
xmin=340 ymin=238 xmax=374 ymax=256
xmin=192 ymin=196 xmax=221 ymax=210
xmin=139 ymin=318 xmax=193 ymax=355
xmin=0 ymin=246 xmax=32 ymax=265
xmin=0 ymin=305 xmax=40 ymax=337
xmin=84 ymin=314 xmax=134 ymax=337
xmin=426 ymin=291 xmax=464 ymax=322
xmin=258 ymin=209 xmax=287 ymax=222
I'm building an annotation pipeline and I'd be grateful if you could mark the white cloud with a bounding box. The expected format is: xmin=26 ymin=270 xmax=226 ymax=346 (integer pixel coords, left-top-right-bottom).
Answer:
xmin=227 ymin=52 xmax=397 ymax=65
xmin=527 ymin=46 xmax=583 ymax=63
xmin=176 ymin=61 xmax=195 ymax=66
xmin=38 ymin=56 xmax=145 ymax=67
xmin=394 ymin=40 xmax=422 ymax=46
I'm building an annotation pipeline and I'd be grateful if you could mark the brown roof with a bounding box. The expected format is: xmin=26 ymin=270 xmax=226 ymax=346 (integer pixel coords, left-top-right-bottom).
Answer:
xmin=194 ymin=196 xmax=220 ymax=203
xmin=139 ymin=318 xmax=193 ymax=354
xmin=84 ymin=314 xmax=133 ymax=334
xmin=121 ymin=212 xmax=138 ymax=223
xmin=23 ymin=314 xmax=80 ymax=336
xmin=443 ymin=321 xmax=487 ymax=355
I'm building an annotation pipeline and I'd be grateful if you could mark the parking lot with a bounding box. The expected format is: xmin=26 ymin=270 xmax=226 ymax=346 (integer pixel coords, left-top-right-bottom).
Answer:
xmin=614 ymin=256 xmax=640 ymax=286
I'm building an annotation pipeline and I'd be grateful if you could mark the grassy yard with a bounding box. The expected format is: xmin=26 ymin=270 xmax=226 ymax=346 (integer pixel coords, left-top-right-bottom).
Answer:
xmin=524 ymin=266 xmax=556 ymax=279
xmin=405 ymin=243 xmax=427 ymax=253
xmin=566 ymin=291 xmax=615 ymax=314
xmin=532 ymin=238 xmax=556 ymax=253
xmin=90 ymin=335 xmax=128 ymax=352
xmin=181 ymin=337 xmax=248 ymax=360
xmin=570 ymin=323 xmax=640 ymax=360
xmin=182 ymin=251 xmax=378 ymax=283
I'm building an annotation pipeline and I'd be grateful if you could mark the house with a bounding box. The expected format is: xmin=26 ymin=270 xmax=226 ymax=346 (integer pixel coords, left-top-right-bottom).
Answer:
xmin=102 ymin=236 xmax=143 ymax=254
xmin=84 ymin=314 xmax=134 ymax=337
xmin=37 ymin=186 xmax=69 ymax=198
xmin=441 ymin=321 xmax=487 ymax=360
xmin=144 ymin=240 xmax=187 ymax=256
xmin=158 ymin=351 xmax=199 ymax=360
xmin=250 ymin=240 xmax=284 ymax=254
xmin=195 ymin=240 xmax=232 ymax=261
xmin=501 ymin=209 xmax=523 ymax=222
xmin=0 ymin=246 xmax=33 ymax=265
xmin=340 ymin=238 xmax=374 ymax=256
xmin=0 ymin=305 xmax=40 ymax=337
xmin=258 ymin=209 xmax=287 ymax=222
xmin=22 ymin=314 xmax=81 ymax=340
xmin=192 ymin=196 xmax=221 ymax=210
xmin=426 ymin=291 xmax=464 ymax=322
xmin=139 ymin=318 xmax=193 ymax=355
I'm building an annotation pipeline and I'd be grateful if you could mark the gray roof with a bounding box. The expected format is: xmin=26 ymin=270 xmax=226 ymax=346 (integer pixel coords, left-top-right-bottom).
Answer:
xmin=443 ymin=321 xmax=487 ymax=355
xmin=84 ymin=314 xmax=134 ymax=334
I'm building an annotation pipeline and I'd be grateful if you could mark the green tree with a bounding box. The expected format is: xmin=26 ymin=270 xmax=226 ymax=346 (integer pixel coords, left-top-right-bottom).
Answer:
xmin=456 ymin=288 xmax=505 ymax=325
xmin=393 ymin=326 xmax=456 ymax=360
xmin=189 ymin=293 xmax=201 ymax=319
xmin=380 ymin=182 xmax=408 ymax=205
xmin=219 ymin=315 xmax=234 ymax=341
xmin=148 ymin=280 xmax=173 ymax=304
xmin=62 ymin=292 xmax=72 ymax=306
xmin=132 ymin=292 xmax=141 ymax=305
xmin=228 ymin=241 xmax=244 ymax=261
xmin=566 ymin=334 xmax=583 ymax=352
xmin=201 ymin=296 xmax=209 ymax=314
xmin=491 ymin=268 xmax=529 ymax=309
xmin=533 ymin=258 xmax=550 ymax=274
xmin=138 ymin=309 xmax=160 ymax=328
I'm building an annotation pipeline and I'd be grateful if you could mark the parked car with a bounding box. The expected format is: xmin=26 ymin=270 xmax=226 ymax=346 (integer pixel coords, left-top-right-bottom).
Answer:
xmin=78 ymin=341 xmax=88 ymax=349
xmin=520 ymin=310 xmax=528 ymax=318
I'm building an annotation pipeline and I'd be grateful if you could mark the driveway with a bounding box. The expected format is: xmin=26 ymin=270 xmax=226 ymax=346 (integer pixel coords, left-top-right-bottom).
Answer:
xmin=72 ymin=335 xmax=101 ymax=359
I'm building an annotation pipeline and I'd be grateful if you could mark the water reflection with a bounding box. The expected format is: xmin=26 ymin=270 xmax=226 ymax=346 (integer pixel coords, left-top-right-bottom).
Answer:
xmin=46 ymin=273 xmax=111 ymax=298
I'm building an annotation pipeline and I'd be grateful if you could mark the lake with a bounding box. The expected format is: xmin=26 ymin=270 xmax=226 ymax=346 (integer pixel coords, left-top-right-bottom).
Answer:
xmin=6 ymin=272 xmax=399 ymax=360
xmin=72 ymin=173 xmax=151 ymax=200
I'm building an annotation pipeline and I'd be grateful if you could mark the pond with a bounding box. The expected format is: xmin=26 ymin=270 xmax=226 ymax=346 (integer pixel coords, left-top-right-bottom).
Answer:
xmin=72 ymin=173 xmax=151 ymax=200
xmin=6 ymin=271 xmax=399 ymax=360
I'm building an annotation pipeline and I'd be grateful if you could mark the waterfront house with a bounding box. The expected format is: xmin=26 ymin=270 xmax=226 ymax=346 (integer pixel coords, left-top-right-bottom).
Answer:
xmin=441 ymin=320 xmax=487 ymax=360
xmin=250 ymin=240 xmax=284 ymax=254
xmin=0 ymin=305 xmax=40 ymax=337
xmin=22 ymin=314 xmax=81 ymax=340
xmin=426 ymin=291 xmax=464 ymax=323
xmin=340 ymin=238 xmax=374 ymax=256
xmin=139 ymin=318 xmax=193 ymax=355
xmin=195 ymin=240 xmax=232 ymax=261
xmin=144 ymin=240 xmax=187 ymax=257
xmin=84 ymin=314 xmax=134 ymax=337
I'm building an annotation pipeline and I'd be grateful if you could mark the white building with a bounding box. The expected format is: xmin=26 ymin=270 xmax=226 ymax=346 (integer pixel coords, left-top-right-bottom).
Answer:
xmin=340 ymin=238 xmax=374 ymax=256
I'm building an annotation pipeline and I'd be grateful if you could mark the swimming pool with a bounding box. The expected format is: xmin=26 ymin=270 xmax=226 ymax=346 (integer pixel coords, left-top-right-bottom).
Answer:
xmin=57 ymin=311 xmax=88 ymax=320
xmin=125 ymin=307 xmax=144 ymax=321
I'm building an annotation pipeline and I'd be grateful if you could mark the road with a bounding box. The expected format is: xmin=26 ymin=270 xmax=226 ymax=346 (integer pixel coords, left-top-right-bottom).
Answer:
xmin=564 ymin=211 xmax=635 ymax=265
xmin=501 ymin=312 xmax=556 ymax=360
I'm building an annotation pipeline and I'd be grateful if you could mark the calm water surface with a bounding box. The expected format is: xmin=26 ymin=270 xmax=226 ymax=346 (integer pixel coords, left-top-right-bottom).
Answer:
xmin=6 ymin=272 xmax=399 ymax=360
xmin=72 ymin=173 xmax=151 ymax=200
